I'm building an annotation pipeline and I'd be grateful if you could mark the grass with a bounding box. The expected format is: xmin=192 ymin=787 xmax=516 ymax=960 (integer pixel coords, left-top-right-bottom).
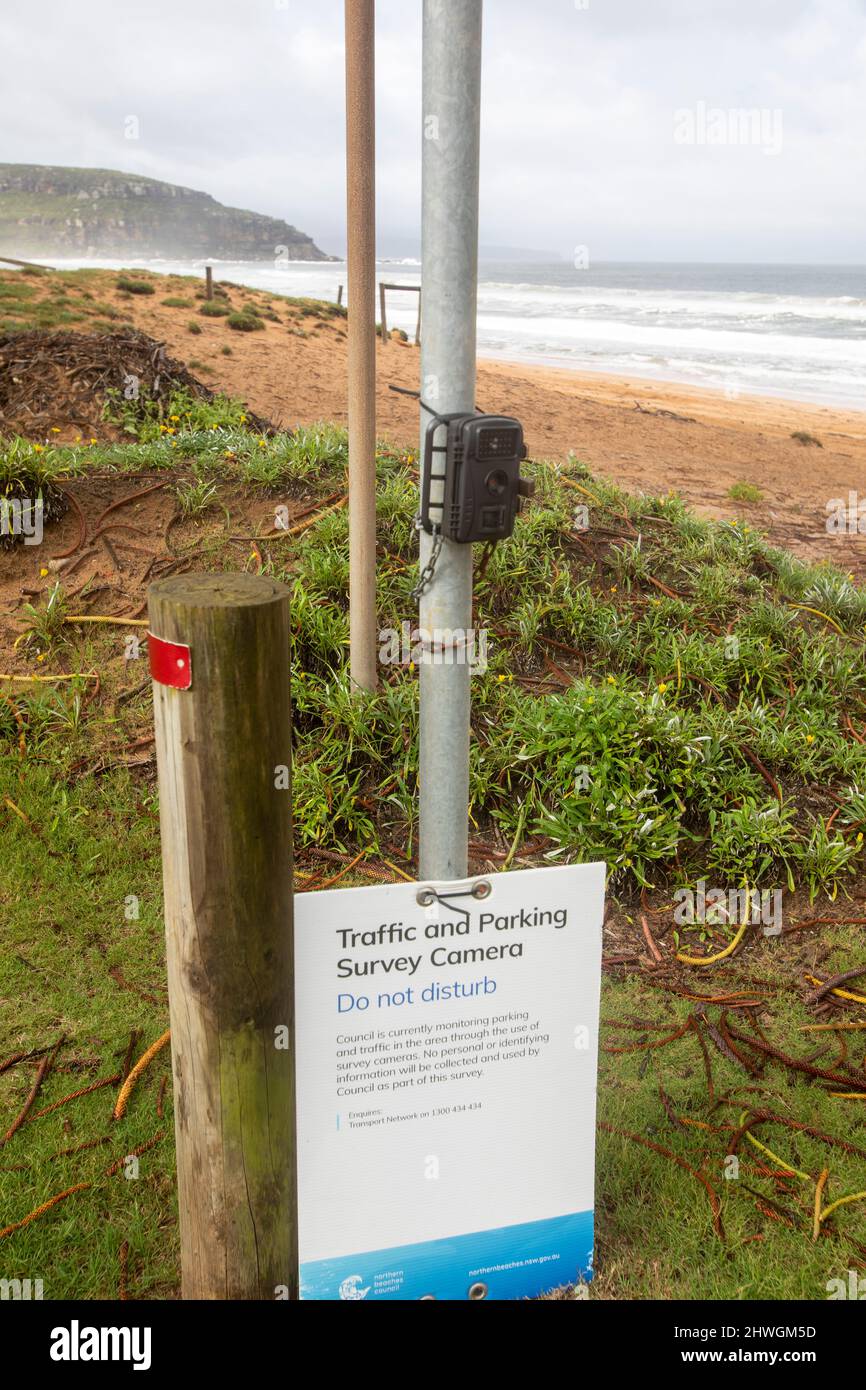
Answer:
xmin=595 ymin=958 xmax=866 ymax=1299
xmin=115 ymin=278 xmax=155 ymax=296
xmin=0 ymin=267 xmax=346 ymax=339
xmin=227 ymin=311 xmax=264 ymax=332
xmin=728 ymin=481 xmax=764 ymax=504
xmin=2 ymin=418 xmax=866 ymax=1299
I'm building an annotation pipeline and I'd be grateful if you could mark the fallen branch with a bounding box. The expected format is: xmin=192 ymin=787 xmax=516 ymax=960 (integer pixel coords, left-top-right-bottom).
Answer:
xmin=599 ymin=1121 xmax=724 ymax=1240
xmin=0 ymin=1182 xmax=92 ymax=1241
xmin=112 ymin=1031 xmax=171 ymax=1120
xmin=0 ymin=1036 xmax=64 ymax=1147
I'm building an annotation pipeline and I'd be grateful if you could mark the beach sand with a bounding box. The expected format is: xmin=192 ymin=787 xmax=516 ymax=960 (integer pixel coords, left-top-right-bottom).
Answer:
xmin=106 ymin=279 xmax=866 ymax=574
xmin=8 ymin=269 xmax=866 ymax=574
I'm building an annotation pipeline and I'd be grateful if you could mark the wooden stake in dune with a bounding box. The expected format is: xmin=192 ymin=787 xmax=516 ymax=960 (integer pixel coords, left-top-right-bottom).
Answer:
xmin=345 ymin=0 xmax=378 ymax=691
xmin=148 ymin=573 xmax=297 ymax=1300
xmin=205 ymin=265 xmax=214 ymax=301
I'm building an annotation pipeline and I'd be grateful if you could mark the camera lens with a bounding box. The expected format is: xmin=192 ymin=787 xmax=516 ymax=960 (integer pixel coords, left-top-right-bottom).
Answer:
xmin=485 ymin=469 xmax=508 ymax=495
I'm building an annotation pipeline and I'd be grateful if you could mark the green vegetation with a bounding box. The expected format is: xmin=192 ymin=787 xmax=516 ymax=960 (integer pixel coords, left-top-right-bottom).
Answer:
xmin=199 ymin=301 xmax=230 ymax=318
xmin=115 ymin=277 xmax=155 ymax=296
xmin=7 ymin=423 xmax=866 ymax=899
xmin=102 ymin=385 xmax=252 ymax=442
xmin=0 ymin=267 xmax=348 ymax=340
xmin=0 ymin=437 xmax=74 ymax=536
xmin=227 ymin=311 xmax=264 ymax=332
xmin=282 ymin=295 xmax=347 ymax=321
xmin=2 ymin=416 xmax=866 ymax=1301
xmin=727 ymin=481 xmax=764 ymax=504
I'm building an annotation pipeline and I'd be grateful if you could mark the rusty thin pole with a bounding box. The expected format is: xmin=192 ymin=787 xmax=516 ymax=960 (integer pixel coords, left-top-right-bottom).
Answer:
xmin=345 ymin=0 xmax=378 ymax=692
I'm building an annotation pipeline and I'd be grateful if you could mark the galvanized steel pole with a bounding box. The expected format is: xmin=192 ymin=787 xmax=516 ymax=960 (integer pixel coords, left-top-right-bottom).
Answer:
xmin=418 ymin=0 xmax=483 ymax=879
xmin=345 ymin=0 xmax=378 ymax=692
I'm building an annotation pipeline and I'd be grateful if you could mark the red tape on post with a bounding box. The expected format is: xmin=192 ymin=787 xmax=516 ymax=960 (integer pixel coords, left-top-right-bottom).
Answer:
xmin=148 ymin=632 xmax=192 ymax=690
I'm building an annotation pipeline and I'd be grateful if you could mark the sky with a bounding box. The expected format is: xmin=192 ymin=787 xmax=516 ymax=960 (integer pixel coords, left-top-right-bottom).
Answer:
xmin=1 ymin=0 xmax=865 ymax=263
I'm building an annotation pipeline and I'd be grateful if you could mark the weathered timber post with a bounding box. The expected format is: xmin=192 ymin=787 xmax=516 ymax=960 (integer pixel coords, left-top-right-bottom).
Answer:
xmin=345 ymin=0 xmax=379 ymax=693
xmin=148 ymin=573 xmax=297 ymax=1300
xmin=205 ymin=265 xmax=214 ymax=301
xmin=337 ymin=283 xmax=344 ymax=306
xmin=379 ymin=281 xmax=388 ymax=341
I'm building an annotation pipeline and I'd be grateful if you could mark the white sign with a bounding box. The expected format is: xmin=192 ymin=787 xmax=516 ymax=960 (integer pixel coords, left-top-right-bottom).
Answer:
xmin=295 ymin=861 xmax=604 ymax=1300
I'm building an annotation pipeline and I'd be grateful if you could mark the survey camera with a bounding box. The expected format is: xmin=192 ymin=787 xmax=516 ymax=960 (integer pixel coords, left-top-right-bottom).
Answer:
xmin=420 ymin=412 xmax=534 ymax=543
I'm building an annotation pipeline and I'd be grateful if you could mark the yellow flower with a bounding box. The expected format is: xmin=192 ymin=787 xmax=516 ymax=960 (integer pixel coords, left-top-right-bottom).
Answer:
xmin=169 ymin=414 xmax=180 ymax=422
xmin=36 ymin=652 xmax=45 ymax=663
xmin=240 ymin=414 xmax=247 ymax=424
xmin=258 ymin=439 xmax=267 ymax=449
xmin=498 ymin=674 xmax=506 ymax=682
xmin=90 ymin=438 xmax=97 ymax=446
xmin=50 ymin=427 xmax=60 ymax=434
xmin=33 ymin=444 xmax=44 ymax=454
xmin=607 ymin=675 xmax=616 ymax=684
xmin=805 ymin=734 xmax=815 ymax=744
xmin=658 ymin=682 xmax=668 ymax=693
xmin=39 ymin=567 xmax=48 ymax=577
xmin=409 ymin=660 xmax=415 ymax=673
xmin=610 ymin=585 xmax=618 ymax=594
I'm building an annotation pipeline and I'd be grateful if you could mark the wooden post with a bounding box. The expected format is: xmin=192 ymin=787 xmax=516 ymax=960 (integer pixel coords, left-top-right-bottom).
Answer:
xmin=345 ymin=0 xmax=379 ymax=693
xmin=205 ymin=265 xmax=214 ymax=301
xmin=148 ymin=573 xmax=297 ymax=1300
xmin=415 ymin=288 xmax=422 ymax=346
xmin=379 ymin=281 xmax=388 ymax=341
xmin=337 ymin=283 xmax=344 ymax=306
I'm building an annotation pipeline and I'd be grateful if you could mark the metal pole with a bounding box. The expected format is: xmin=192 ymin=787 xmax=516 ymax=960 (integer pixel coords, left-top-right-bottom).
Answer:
xmin=418 ymin=0 xmax=482 ymax=880
xmin=345 ymin=0 xmax=378 ymax=692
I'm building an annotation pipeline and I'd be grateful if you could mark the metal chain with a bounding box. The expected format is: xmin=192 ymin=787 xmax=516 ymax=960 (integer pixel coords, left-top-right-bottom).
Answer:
xmin=411 ymin=522 xmax=443 ymax=602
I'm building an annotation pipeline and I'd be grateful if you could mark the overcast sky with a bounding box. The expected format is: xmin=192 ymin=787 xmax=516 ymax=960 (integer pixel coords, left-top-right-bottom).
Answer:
xmin=1 ymin=0 xmax=865 ymax=262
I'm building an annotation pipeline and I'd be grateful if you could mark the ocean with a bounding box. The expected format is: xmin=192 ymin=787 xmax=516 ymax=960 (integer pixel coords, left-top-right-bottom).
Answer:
xmin=49 ymin=257 xmax=866 ymax=411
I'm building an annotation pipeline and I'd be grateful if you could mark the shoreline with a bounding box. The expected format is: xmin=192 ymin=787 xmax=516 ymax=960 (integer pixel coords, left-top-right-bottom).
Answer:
xmin=475 ymin=349 xmax=866 ymax=421
xmin=31 ymin=256 xmax=866 ymax=417
xmin=2 ymin=262 xmax=865 ymax=575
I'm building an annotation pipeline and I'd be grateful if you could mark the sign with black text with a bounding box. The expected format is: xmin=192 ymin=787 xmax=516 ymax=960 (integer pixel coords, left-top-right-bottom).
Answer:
xmin=295 ymin=862 xmax=605 ymax=1301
